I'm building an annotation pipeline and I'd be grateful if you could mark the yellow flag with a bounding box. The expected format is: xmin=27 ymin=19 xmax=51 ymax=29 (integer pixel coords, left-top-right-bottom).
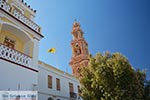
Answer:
xmin=48 ymin=48 xmax=56 ymax=53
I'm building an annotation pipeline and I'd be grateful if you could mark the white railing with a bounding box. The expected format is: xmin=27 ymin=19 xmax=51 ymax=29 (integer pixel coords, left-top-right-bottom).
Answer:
xmin=0 ymin=0 xmax=11 ymax=12
xmin=0 ymin=44 xmax=32 ymax=67
xmin=0 ymin=0 xmax=41 ymax=33
xmin=13 ymin=9 xmax=40 ymax=32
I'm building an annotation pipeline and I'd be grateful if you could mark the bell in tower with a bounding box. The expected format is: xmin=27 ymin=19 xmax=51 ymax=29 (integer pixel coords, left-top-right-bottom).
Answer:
xmin=69 ymin=21 xmax=89 ymax=78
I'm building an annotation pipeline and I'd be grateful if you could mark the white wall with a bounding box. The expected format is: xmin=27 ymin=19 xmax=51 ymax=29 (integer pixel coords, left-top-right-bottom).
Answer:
xmin=38 ymin=64 xmax=80 ymax=100
xmin=0 ymin=59 xmax=38 ymax=90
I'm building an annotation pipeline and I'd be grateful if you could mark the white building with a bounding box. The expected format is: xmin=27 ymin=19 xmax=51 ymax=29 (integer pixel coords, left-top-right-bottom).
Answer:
xmin=0 ymin=0 xmax=42 ymax=91
xmin=38 ymin=61 xmax=80 ymax=100
xmin=0 ymin=0 xmax=81 ymax=100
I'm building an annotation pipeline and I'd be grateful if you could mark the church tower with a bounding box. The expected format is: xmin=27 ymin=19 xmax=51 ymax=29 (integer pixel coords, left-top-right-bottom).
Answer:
xmin=69 ymin=21 xmax=89 ymax=78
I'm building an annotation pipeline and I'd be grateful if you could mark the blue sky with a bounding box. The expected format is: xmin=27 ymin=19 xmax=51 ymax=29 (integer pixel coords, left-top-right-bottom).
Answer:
xmin=25 ymin=0 xmax=150 ymax=78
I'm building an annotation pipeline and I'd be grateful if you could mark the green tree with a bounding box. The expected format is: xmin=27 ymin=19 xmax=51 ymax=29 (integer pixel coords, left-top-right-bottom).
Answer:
xmin=79 ymin=52 xmax=145 ymax=100
xmin=144 ymin=79 xmax=150 ymax=100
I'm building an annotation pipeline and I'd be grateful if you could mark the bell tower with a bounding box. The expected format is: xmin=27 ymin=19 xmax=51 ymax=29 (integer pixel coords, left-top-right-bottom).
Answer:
xmin=69 ymin=21 xmax=89 ymax=78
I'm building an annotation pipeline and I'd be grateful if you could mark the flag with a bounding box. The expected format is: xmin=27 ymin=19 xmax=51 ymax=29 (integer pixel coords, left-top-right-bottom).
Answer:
xmin=48 ymin=48 xmax=56 ymax=53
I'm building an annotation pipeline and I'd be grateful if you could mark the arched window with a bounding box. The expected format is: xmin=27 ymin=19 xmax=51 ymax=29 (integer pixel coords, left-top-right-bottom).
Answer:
xmin=77 ymin=67 xmax=81 ymax=73
xmin=47 ymin=97 xmax=53 ymax=100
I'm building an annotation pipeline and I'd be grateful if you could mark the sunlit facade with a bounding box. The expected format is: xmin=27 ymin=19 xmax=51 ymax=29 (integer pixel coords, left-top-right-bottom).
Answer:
xmin=69 ymin=22 xmax=89 ymax=79
xmin=0 ymin=0 xmax=42 ymax=90
xmin=38 ymin=61 xmax=81 ymax=100
xmin=0 ymin=0 xmax=80 ymax=100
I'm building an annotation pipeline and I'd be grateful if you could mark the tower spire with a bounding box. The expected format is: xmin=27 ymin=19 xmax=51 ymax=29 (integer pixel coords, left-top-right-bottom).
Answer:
xmin=69 ymin=22 xmax=89 ymax=78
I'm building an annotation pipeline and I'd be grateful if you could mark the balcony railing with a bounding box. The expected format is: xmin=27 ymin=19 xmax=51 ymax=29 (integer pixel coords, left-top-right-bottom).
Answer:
xmin=0 ymin=0 xmax=41 ymax=33
xmin=0 ymin=43 xmax=32 ymax=67
xmin=70 ymin=92 xmax=77 ymax=98
xmin=12 ymin=9 xmax=40 ymax=32
xmin=0 ymin=0 xmax=10 ymax=12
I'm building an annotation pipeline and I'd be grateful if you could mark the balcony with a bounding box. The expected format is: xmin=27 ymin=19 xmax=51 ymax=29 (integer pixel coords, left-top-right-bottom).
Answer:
xmin=0 ymin=0 xmax=41 ymax=33
xmin=0 ymin=43 xmax=32 ymax=67
xmin=70 ymin=92 xmax=77 ymax=98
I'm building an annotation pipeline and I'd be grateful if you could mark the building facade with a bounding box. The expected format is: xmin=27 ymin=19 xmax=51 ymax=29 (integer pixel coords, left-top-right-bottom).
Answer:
xmin=0 ymin=0 xmax=43 ymax=90
xmin=38 ymin=61 xmax=81 ymax=100
xmin=69 ymin=22 xmax=89 ymax=78
xmin=0 ymin=0 xmax=81 ymax=100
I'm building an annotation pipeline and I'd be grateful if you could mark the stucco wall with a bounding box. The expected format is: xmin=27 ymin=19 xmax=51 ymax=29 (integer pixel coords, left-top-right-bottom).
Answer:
xmin=38 ymin=63 xmax=80 ymax=100
xmin=0 ymin=59 xmax=38 ymax=90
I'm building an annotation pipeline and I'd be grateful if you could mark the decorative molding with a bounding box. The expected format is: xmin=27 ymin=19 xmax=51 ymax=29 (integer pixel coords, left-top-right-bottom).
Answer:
xmin=0 ymin=0 xmax=44 ymax=38
xmin=0 ymin=8 xmax=43 ymax=37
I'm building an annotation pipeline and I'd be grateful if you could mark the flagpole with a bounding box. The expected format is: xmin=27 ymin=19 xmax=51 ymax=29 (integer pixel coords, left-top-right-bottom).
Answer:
xmin=48 ymin=47 xmax=59 ymax=69
xmin=55 ymin=51 xmax=59 ymax=69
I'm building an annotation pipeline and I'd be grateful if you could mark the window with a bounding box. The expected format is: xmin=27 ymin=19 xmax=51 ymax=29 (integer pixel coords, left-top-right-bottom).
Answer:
xmin=56 ymin=78 xmax=60 ymax=91
xmin=77 ymin=67 xmax=81 ymax=73
xmin=47 ymin=97 xmax=53 ymax=100
xmin=77 ymin=85 xmax=81 ymax=94
xmin=3 ymin=37 xmax=15 ymax=49
xmin=69 ymin=82 xmax=74 ymax=93
xmin=48 ymin=75 xmax=52 ymax=89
